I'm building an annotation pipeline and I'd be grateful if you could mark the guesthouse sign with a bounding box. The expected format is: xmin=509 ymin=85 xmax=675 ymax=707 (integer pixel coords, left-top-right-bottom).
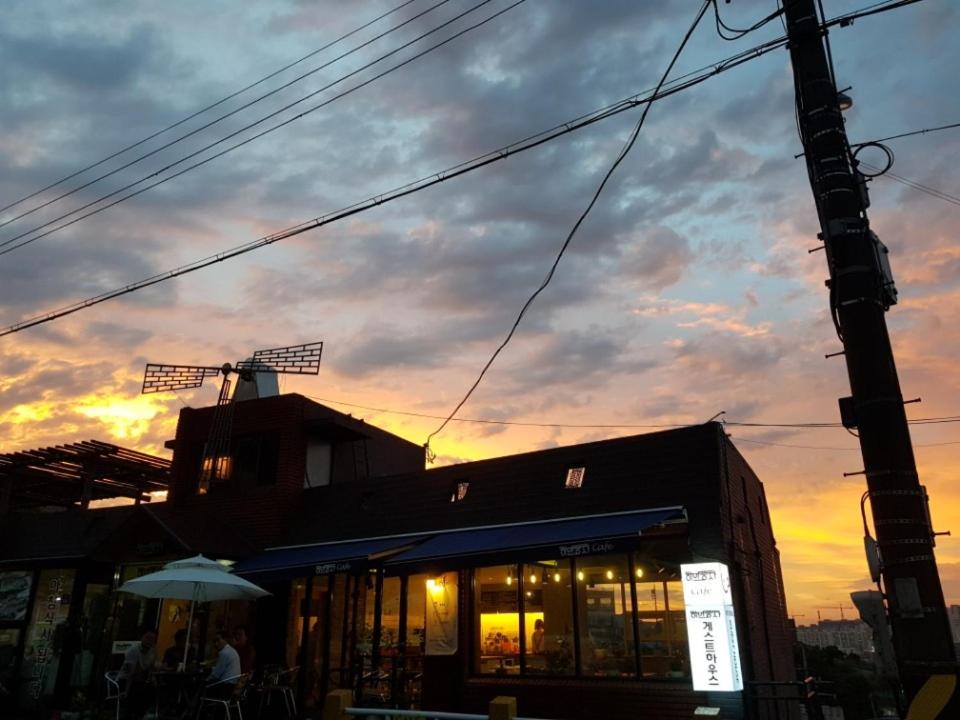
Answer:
xmin=681 ymin=562 xmax=743 ymax=692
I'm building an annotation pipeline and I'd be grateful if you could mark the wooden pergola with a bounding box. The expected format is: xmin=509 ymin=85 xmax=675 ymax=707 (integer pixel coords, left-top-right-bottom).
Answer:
xmin=0 ymin=439 xmax=170 ymax=513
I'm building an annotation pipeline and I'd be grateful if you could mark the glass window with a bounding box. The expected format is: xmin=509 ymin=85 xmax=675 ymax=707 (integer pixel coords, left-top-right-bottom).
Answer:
xmin=0 ymin=571 xmax=33 ymax=622
xmin=378 ymin=576 xmax=401 ymax=657
xmin=0 ymin=628 xmax=21 ymax=689
xmin=304 ymin=577 xmax=329 ymax=710
xmin=405 ymin=574 xmax=428 ymax=660
xmin=474 ymin=564 xmax=519 ymax=675
xmin=286 ymin=579 xmax=309 ymax=669
xmin=574 ymin=555 xmax=636 ymax=677
xmin=635 ymin=559 xmax=689 ymax=679
xmin=73 ymin=583 xmax=110 ymax=688
xmin=523 ymin=563 xmax=574 ymax=676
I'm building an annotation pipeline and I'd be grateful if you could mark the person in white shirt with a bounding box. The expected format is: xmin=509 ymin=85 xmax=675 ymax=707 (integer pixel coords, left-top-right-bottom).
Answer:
xmin=119 ymin=628 xmax=157 ymax=718
xmin=205 ymin=630 xmax=242 ymax=700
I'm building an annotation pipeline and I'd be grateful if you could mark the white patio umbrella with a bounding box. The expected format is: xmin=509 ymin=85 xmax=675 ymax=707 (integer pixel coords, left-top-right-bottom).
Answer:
xmin=119 ymin=554 xmax=269 ymax=668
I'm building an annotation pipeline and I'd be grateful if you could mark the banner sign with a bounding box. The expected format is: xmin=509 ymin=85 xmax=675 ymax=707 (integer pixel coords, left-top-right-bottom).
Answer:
xmin=425 ymin=572 xmax=458 ymax=655
xmin=681 ymin=562 xmax=743 ymax=692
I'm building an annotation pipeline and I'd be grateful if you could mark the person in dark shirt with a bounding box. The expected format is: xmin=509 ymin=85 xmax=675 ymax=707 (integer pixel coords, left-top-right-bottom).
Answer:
xmin=162 ymin=629 xmax=188 ymax=670
xmin=232 ymin=625 xmax=257 ymax=675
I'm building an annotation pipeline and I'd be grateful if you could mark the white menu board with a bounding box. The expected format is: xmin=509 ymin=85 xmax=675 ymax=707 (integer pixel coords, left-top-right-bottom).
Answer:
xmin=681 ymin=562 xmax=743 ymax=692
xmin=424 ymin=572 xmax=458 ymax=655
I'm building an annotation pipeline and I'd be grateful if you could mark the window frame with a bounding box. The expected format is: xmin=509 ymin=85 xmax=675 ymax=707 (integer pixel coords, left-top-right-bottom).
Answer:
xmin=467 ymin=553 xmax=691 ymax=683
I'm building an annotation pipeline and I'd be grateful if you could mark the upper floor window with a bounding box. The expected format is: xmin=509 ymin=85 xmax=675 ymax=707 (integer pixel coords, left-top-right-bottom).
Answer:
xmin=564 ymin=467 xmax=585 ymax=489
xmin=450 ymin=481 xmax=470 ymax=503
xmin=196 ymin=433 xmax=279 ymax=494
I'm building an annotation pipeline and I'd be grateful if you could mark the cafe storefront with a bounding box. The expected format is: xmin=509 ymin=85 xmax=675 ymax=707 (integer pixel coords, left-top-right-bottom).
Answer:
xmin=237 ymin=508 xmax=743 ymax=717
xmin=237 ymin=424 xmax=798 ymax=720
xmin=0 ymin=503 xmax=257 ymax=716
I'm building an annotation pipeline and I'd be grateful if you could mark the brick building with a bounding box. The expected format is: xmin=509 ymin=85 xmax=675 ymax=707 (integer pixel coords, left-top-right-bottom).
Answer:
xmin=1 ymin=394 xmax=798 ymax=719
xmin=233 ymin=409 xmax=799 ymax=719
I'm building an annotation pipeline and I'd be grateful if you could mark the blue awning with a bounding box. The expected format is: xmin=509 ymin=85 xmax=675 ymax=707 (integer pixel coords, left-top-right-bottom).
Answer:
xmin=384 ymin=507 xmax=685 ymax=567
xmin=233 ymin=535 xmax=425 ymax=580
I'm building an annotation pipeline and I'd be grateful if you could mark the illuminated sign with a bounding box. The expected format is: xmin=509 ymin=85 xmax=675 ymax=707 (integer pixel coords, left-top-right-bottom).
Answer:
xmin=425 ymin=572 xmax=458 ymax=655
xmin=681 ymin=562 xmax=743 ymax=692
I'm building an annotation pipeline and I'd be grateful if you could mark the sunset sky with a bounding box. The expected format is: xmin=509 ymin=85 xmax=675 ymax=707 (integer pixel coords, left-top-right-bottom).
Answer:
xmin=1 ymin=0 xmax=958 ymax=623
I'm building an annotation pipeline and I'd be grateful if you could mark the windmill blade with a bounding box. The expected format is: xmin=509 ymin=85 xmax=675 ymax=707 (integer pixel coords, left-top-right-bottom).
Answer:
xmin=142 ymin=364 xmax=222 ymax=394
xmin=236 ymin=341 xmax=323 ymax=375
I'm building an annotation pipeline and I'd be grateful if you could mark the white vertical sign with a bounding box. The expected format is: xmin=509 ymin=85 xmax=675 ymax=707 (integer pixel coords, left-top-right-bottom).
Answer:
xmin=681 ymin=562 xmax=743 ymax=692
xmin=425 ymin=572 xmax=458 ymax=655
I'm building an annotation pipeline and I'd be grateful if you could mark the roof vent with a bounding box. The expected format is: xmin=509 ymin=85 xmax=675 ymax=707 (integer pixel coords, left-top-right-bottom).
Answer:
xmin=450 ymin=481 xmax=470 ymax=503
xmin=565 ymin=467 xmax=585 ymax=489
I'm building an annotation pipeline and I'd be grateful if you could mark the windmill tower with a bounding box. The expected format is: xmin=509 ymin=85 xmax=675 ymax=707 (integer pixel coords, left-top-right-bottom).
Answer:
xmin=141 ymin=341 xmax=323 ymax=493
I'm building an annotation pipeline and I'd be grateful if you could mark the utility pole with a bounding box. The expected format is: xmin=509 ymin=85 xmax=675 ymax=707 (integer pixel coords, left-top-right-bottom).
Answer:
xmin=782 ymin=0 xmax=957 ymax=710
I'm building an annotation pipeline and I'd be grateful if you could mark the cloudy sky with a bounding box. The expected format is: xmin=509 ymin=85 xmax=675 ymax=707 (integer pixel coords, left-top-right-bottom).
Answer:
xmin=1 ymin=0 xmax=958 ymax=621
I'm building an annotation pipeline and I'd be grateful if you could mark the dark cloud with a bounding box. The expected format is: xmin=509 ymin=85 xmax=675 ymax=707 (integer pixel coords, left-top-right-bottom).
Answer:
xmin=0 ymin=359 xmax=114 ymax=409
xmin=0 ymin=25 xmax=159 ymax=91
xmin=618 ymin=225 xmax=693 ymax=291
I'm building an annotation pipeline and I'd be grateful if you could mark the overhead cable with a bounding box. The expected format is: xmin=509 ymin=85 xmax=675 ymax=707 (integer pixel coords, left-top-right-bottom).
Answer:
xmin=711 ymin=0 xmax=786 ymax=40
xmin=0 ymin=0 xmax=521 ymax=257
xmin=422 ymin=0 xmax=714 ymax=455
xmin=0 ymin=0 xmax=906 ymax=257
xmin=857 ymin=121 xmax=960 ymax=146
xmin=0 ymin=0 xmax=453 ymax=235
xmin=304 ymin=394 xmax=960 ymax=431
xmin=0 ymin=32 xmax=790 ymax=338
xmin=0 ymin=0 xmax=422 ymax=218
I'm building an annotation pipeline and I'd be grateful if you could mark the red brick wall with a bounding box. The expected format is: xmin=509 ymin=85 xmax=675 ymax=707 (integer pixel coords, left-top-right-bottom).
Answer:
xmin=719 ymin=434 xmax=800 ymax=719
xmin=166 ymin=394 xmax=423 ymax=548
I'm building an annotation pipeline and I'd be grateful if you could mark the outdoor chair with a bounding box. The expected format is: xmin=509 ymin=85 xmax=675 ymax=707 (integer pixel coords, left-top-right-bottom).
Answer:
xmin=197 ymin=673 xmax=250 ymax=720
xmin=255 ymin=666 xmax=298 ymax=719
xmin=105 ymin=671 xmax=126 ymax=720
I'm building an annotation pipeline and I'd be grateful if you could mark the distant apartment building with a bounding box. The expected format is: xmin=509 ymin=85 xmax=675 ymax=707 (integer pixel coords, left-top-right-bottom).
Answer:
xmin=949 ymin=604 xmax=960 ymax=644
xmin=796 ymin=619 xmax=875 ymax=657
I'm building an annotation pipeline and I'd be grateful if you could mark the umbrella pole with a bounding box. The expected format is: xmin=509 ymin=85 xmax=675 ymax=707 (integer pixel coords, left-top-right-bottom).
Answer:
xmin=182 ymin=590 xmax=197 ymax=671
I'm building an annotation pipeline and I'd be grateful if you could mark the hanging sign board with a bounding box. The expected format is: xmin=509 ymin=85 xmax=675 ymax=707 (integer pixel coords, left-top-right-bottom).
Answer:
xmin=681 ymin=562 xmax=743 ymax=692
xmin=424 ymin=572 xmax=458 ymax=655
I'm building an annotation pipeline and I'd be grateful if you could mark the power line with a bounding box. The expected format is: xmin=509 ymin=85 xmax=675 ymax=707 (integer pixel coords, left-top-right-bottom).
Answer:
xmin=858 ymin=121 xmax=960 ymax=146
xmin=423 ymin=0 xmax=714 ymax=454
xmin=0 ymin=0 xmax=453 ymax=234
xmin=0 ymin=0 xmax=518 ymax=258
xmin=0 ymin=33 xmax=790 ymax=338
xmin=306 ymin=395 xmax=688 ymax=428
xmin=861 ymin=163 xmax=960 ymax=207
xmin=0 ymin=0 xmax=906 ymax=258
xmin=304 ymin=393 xmax=960 ymax=431
xmin=0 ymin=0 xmax=421 ymax=218
xmin=824 ymin=0 xmax=928 ymax=27
xmin=731 ymin=437 xmax=960 ymax=451
xmin=711 ymin=0 xmax=786 ymax=40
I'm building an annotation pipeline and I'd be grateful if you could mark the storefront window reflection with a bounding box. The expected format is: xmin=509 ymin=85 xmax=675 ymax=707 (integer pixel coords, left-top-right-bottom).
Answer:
xmin=475 ymin=564 xmax=519 ymax=675
xmin=0 ymin=628 xmax=21 ymax=691
xmin=635 ymin=558 xmax=689 ymax=679
xmin=523 ymin=563 xmax=574 ymax=676
xmin=575 ymin=555 xmax=636 ymax=677
xmin=379 ymin=576 xmax=402 ymax=658
xmin=405 ymin=574 xmax=427 ymax=661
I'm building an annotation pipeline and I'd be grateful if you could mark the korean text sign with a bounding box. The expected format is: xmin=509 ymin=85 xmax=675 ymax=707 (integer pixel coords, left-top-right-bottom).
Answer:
xmin=681 ymin=562 xmax=743 ymax=692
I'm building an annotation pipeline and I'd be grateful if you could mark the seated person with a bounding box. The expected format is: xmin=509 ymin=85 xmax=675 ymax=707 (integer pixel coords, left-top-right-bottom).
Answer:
xmin=232 ymin=625 xmax=257 ymax=675
xmin=162 ymin=629 xmax=188 ymax=670
xmin=205 ymin=630 xmax=242 ymax=700
xmin=119 ymin=628 xmax=157 ymax=719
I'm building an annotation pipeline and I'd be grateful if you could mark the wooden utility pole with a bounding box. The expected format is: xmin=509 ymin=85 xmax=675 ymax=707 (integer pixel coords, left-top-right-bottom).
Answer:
xmin=782 ymin=0 xmax=957 ymax=711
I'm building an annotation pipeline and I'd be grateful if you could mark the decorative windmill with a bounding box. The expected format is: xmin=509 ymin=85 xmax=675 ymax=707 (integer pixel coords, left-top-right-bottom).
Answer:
xmin=141 ymin=342 xmax=323 ymax=492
